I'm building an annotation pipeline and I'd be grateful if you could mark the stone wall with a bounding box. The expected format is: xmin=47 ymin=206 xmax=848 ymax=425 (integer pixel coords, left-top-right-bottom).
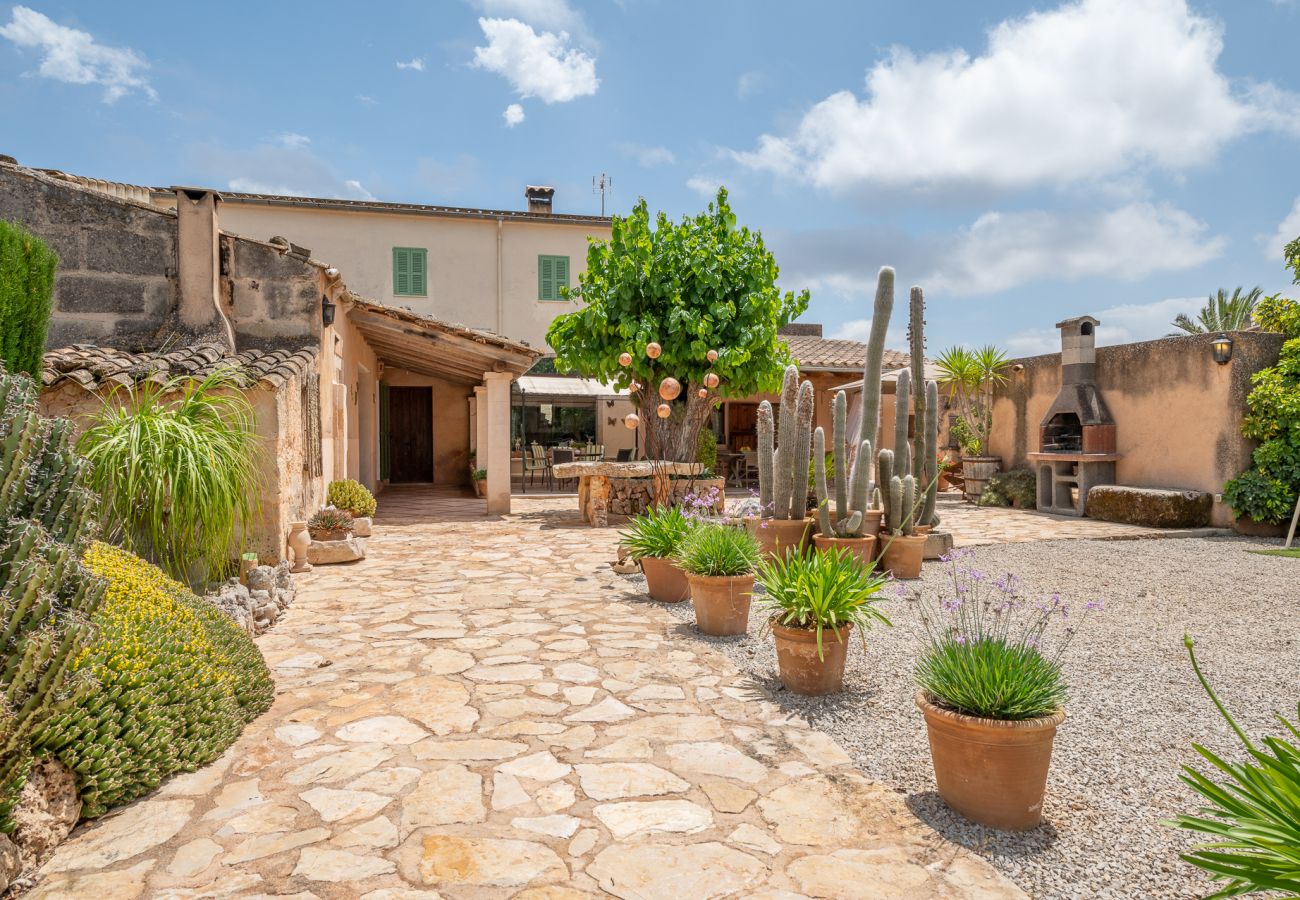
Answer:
xmin=606 ymin=477 xmax=726 ymax=516
xmin=988 ymin=331 xmax=1285 ymax=526
xmin=224 ymin=235 xmax=322 ymax=349
xmin=0 ymin=162 xmax=177 ymax=349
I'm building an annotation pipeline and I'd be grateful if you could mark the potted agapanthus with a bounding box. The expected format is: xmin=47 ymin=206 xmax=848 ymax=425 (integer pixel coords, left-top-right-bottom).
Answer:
xmin=758 ymin=547 xmax=891 ymax=695
xmin=618 ymin=505 xmax=696 ymax=602
xmin=677 ymin=522 xmax=761 ymax=636
xmin=910 ymin=548 xmax=1100 ymax=830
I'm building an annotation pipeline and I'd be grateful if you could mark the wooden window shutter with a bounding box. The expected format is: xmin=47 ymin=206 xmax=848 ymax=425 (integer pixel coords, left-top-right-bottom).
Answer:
xmin=411 ymin=249 xmax=427 ymax=296
xmin=538 ymin=255 xmax=554 ymax=300
xmin=393 ymin=248 xmax=410 ymax=295
xmin=555 ymin=256 xmax=569 ymax=295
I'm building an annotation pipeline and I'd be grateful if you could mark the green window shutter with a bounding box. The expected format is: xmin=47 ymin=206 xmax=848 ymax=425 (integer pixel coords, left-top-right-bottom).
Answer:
xmin=538 ymin=255 xmax=569 ymax=300
xmin=393 ymin=248 xmax=427 ymax=296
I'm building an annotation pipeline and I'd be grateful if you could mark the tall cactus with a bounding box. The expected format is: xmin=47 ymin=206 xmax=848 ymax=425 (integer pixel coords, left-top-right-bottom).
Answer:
xmin=909 ymin=286 xmax=927 ymax=489
xmin=813 ymin=427 xmax=832 ymax=537
xmin=877 ymin=447 xmax=895 ymax=527
xmin=773 ymin=366 xmax=799 ymax=518
xmin=757 ymin=400 xmax=774 ymax=513
xmin=922 ymin=379 xmax=940 ymax=528
xmin=894 ymin=367 xmax=911 ymax=478
xmin=860 ymin=267 xmax=894 ymax=452
xmin=0 ymin=371 xmax=105 ymax=830
xmin=813 ymin=388 xmax=874 ymax=537
xmin=832 ymin=391 xmax=848 ymax=520
xmin=789 ymin=380 xmax=814 ymax=519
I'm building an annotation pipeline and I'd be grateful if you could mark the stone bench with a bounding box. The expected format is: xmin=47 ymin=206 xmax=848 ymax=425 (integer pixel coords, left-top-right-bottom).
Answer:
xmin=1086 ymin=485 xmax=1212 ymax=528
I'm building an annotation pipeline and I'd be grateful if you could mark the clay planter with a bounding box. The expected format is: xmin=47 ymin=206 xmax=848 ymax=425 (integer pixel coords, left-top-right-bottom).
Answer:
xmin=916 ymin=692 xmax=1066 ymax=830
xmin=770 ymin=619 xmax=853 ymax=695
xmin=473 ymin=480 xmax=486 ymax=497
xmin=860 ymin=510 xmax=884 ymax=538
xmin=686 ymin=573 xmax=755 ymax=636
xmin=309 ymin=528 xmax=350 ymax=542
xmin=879 ymin=533 xmax=927 ymax=579
xmin=1233 ymin=516 xmax=1287 ymax=538
xmin=639 ymin=556 xmax=690 ymax=603
xmin=811 ymin=534 xmax=877 ymax=569
xmin=751 ymin=517 xmax=813 ymax=560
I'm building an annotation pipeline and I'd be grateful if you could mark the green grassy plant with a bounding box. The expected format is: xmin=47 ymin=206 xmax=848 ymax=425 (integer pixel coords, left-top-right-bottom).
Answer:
xmin=0 ymin=220 xmax=57 ymax=378
xmin=676 ymin=522 xmax=760 ymax=577
xmin=327 ymin=478 xmax=376 ymax=517
xmin=77 ymin=367 xmax=260 ymax=588
xmin=308 ymin=508 xmax=353 ymax=535
xmin=36 ymin=543 xmax=273 ymax=817
xmin=1164 ymin=636 xmax=1300 ymax=897
xmin=618 ymin=504 xmax=696 ymax=560
xmin=757 ymin=547 xmax=891 ymax=660
xmin=1248 ymin=548 xmax=1300 ymax=558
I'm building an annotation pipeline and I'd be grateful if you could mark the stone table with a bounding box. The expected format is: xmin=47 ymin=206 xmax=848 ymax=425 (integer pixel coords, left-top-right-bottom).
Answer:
xmin=550 ymin=461 xmax=705 ymax=526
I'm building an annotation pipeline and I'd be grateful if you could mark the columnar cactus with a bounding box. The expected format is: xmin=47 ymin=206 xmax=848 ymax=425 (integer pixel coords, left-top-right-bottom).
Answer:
xmin=789 ymin=380 xmax=814 ymax=519
xmin=757 ymin=365 xmax=814 ymax=521
xmin=0 ymin=371 xmax=105 ymax=829
xmin=888 ymin=474 xmax=917 ymax=536
xmin=894 ymin=367 xmax=911 ymax=478
xmin=921 ymin=379 xmax=940 ymax=528
xmin=757 ymin=401 xmax=774 ymax=513
xmin=877 ymin=448 xmax=895 ymax=525
xmin=860 ymin=267 xmax=894 ymax=454
xmin=812 ymin=396 xmax=870 ymax=537
xmin=909 ymin=286 xmax=927 ymax=487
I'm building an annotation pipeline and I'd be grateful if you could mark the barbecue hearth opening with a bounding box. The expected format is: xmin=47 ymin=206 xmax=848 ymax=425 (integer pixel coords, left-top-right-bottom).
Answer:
xmin=1041 ymin=412 xmax=1082 ymax=453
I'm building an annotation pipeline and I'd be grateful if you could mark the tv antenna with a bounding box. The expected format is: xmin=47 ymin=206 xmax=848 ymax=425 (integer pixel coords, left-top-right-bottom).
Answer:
xmin=592 ymin=173 xmax=613 ymax=216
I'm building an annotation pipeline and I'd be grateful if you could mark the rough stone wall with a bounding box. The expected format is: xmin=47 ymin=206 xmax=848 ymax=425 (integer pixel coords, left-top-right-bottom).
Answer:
xmin=605 ymin=477 xmax=726 ymax=516
xmin=224 ymin=235 xmax=323 ymax=349
xmin=0 ymin=163 xmax=177 ymax=349
xmin=247 ymin=367 xmax=324 ymax=564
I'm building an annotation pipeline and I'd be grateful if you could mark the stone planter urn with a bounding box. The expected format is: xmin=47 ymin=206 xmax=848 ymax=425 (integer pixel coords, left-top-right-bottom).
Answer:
xmin=639 ymin=556 xmax=690 ymax=603
xmin=686 ymin=573 xmax=755 ymax=636
xmin=917 ymin=692 xmax=1066 ymax=831
xmin=287 ymin=522 xmax=312 ymax=573
xmin=770 ymin=620 xmax=853 ymax=695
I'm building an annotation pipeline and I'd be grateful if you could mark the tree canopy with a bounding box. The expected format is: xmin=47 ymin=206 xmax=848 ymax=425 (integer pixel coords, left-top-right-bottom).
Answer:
xmin=546 ymin=188 xmax=809 ymax=460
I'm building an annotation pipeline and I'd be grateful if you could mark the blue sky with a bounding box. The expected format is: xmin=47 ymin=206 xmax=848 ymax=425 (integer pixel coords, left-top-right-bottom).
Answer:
xmin=3 ymin=0 xmax=1299 ymax=356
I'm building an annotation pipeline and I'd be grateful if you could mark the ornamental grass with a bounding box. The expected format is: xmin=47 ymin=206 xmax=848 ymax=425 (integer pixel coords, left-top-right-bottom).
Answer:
xmin=676 ymin=522 xmax=760 ymax=577
xmin=36 ymin=543 xmax=273 ymax=816
xmin=757 ymin=547 xmax=891 ymax=660
xmin=618 ymin=504 xmax=696 ymax=561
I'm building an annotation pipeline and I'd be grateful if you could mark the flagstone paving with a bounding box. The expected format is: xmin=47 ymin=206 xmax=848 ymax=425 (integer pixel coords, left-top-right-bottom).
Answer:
xmin=32 ymin=487 xmax=1022 ymax=899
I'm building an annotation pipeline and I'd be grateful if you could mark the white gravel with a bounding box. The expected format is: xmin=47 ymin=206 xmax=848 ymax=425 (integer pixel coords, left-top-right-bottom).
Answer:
xmin=622 ymin=535 xmax=1300 ymax=900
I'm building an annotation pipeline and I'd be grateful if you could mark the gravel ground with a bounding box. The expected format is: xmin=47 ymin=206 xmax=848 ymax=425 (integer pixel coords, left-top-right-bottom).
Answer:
xmin=621 ymin=536 xmax=1300 ymax=900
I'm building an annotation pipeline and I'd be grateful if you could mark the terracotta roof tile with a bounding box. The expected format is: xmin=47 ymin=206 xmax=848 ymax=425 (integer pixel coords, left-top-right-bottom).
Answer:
xmin=783 ymin=335 xmax=910 ymax=372
xmin=41 ymin=343 xmax=317 ymax=392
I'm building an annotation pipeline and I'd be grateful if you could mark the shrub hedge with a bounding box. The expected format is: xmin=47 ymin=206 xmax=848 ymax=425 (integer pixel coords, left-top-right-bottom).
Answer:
xmin=36 ymin=544 xmax=274 ymax=816
xmin=0 ymin=220 xmax=58 ymax=379
xmin=327 ymin=478 xmax=377 ymax=517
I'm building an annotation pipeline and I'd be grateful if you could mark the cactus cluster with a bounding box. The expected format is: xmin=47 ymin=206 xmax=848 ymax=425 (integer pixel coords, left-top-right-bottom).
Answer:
xmin=0 ymin=371 xmax=106 ymax=829
xmin=37 ymin=543 xmax=274 ymax=817
xmin=757 ymin=365 xmax=814 ymax=521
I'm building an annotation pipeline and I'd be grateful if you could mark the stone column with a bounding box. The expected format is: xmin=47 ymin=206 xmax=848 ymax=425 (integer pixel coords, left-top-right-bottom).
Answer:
xmin=484 ymin=373 xmax=512 ymax=515
xmin=473 ymin=387 xmax=488 ymax=462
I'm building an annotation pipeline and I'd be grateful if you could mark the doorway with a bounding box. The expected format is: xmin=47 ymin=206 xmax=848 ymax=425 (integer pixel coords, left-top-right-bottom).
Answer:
xmin=388 ymin=386 xmax=433 ymax=482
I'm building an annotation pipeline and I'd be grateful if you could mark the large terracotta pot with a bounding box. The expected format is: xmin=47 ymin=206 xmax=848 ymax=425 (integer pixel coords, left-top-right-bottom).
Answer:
xmin=750 ymin=517 xmax=813 ymax=560
xmin=639 ymin=556 xmax=690 ymax=603
xmin=961 ymin=456 xmax=1001 ymax=502
xmin=686 ymin=573 xmax=755 ymax=636
xmin=1233 ymin=516 xmax=1287 ymax=538
xmin=879 ymin=533 xmax=927 ymax=579
xmin=860 ymin=510 xmax=884 ymax=539
xmin=771 ymin=619 xmax=853 ymax=695
xmin=916 ymin=693 xmax=1066 ymax=831
xmin=811 ymin=534 xmax=877 ymax=569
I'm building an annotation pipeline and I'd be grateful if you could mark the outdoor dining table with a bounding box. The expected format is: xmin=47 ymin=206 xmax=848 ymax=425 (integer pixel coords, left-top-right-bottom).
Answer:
xmin=549 ymin=460 xmax=706 ymax=526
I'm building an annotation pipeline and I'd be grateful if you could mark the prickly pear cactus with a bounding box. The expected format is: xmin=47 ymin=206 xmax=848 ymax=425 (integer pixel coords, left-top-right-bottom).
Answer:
xmin=0 ymin=371 xmax=105 ymax=830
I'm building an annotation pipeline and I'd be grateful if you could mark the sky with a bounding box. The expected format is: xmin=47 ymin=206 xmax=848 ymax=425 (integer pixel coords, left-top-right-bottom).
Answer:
xmin=2 ymin=0 xmax=1299 ymax=356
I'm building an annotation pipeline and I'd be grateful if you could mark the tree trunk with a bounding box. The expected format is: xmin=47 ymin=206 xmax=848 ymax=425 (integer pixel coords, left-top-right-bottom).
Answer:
xmin=638 ymin=383 xmax=715 ymax=463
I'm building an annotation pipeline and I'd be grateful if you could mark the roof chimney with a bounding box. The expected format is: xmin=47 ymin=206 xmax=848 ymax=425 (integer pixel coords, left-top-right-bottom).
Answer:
xmin=172 ymin=186 xmax=235 ymax=349
xmin=525 ymin=185 xmax=554 ymax=215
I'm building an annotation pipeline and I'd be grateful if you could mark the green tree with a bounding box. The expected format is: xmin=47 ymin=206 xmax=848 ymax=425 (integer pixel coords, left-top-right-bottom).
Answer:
xmin=0 ymin=220 xmax=58 ymax=378
xmin=1170 ymin=286 xmax=1263 ymax=335
xmin=934 ymin=345 xmax=1010 ymax=456
xmin=546 ymin=189 xmax=809 ymax=461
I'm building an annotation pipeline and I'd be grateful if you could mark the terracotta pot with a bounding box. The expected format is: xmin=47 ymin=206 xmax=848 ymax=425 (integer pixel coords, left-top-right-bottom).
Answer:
xmin=639 ymin=556 xmax=690 ymax=603
xmin=913 ymin=524 xmax=933 ymax=535
xmin=916 ymin=692 xmax=1066 ymax=830
xmin=770 ymin=619 xmax=853 ymax=695
xmin=474 ymin=480 xmax=486 ymax=497
xmin=686 ymin=573 xmax=755 ymax=636
xmin=309 ymin=528 xmax=349 ymax=542
xmin=811 ymin=534 xmax=877 ymax=569
xmin=860 ymin=510 xmax=884 ymax=538
xmin=1233 ymin=516 xmax=1287 ymax=538
xmin=751 ymin=517 xmax=813 ymax=560
xmin=287 ymin=521 xmax=312 ymax=573
xmin=879 ymin=533 xmax=927 ymax=579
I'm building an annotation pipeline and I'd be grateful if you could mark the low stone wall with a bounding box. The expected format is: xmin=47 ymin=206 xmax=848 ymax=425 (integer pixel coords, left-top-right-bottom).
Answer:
xmin=1087 ymin=485 xmax=1212 ymax=528
xmin=206 ymin=562 xmax=296 ymax=635
xmin=607 ymin=477 xmax=726 ymax=516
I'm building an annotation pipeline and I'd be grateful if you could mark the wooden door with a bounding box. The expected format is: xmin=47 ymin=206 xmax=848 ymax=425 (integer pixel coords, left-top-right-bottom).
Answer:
xmin=388 ymin=387 xmax=433 ymax=482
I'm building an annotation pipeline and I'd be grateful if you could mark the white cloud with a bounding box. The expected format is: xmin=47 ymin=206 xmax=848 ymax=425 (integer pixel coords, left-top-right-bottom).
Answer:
xmin=1265 ymin=196 xmax=1300 ymax=261
xmin=927 ymin=203 xmax=1226 ymax=295
xmin=686 ymin=175 xmax=727 ymax=198
xmin=503 ymin=102 xmax=525 ymax=126
xmin=735 ymin=0 xmax=1300 ymax=192
xmin=1003 ymin=296 xmax=1205 ymax=355
xmin=343 ymin=179 xmax=375 ymax=201
xmin=0 ymin=5 xmax=154 ymax=102
xmin=831 ymin=318 xmax=909 ymax=352
xmin=620 ymin=143 xmax=675 ymax=167
xmin=275 ymin=132 xmax=310 ymax=149
xmin=471 ymin=0 xmax=589 ymax=39
xmin=396 ymin=57 xmax=425 ymax=71
xmin=737 ymin=70 xmax=764 ymax=99
xmin=195 ymin=140 xmax=376 ymax=202
xmin=357 ymin=94 xmax=377 ymax=105
xmin=472 ymin=17 xmax=598 ymax=103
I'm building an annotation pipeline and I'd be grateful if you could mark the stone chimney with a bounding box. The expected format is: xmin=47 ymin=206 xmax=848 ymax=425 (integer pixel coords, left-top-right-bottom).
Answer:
xmin=525 ymin=185 xmax=554 ymax=214
xmin=172 ymin=187 xmax=234 ymax=348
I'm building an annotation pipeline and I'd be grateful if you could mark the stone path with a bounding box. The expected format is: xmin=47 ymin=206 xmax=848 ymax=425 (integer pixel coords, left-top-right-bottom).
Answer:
xmin=33 ymin=487 xmax=1022 ymax=899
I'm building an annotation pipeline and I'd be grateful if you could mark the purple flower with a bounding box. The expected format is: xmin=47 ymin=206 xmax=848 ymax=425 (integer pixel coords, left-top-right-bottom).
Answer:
xmin=1085 ymin=598 xmax=1105 ymax=612
xmin=941 ymin=598 xmax=962 ymax=613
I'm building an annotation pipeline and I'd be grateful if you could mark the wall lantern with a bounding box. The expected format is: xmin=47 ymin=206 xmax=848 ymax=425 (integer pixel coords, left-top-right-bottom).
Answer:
xmin=321 ymin=294 xmax=337 ymax=327
xmin=1211 ymin=333 xmax=1233 ymax=365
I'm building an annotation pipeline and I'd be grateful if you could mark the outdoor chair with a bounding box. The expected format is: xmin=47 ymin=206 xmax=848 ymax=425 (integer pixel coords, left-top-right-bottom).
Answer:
xmin=524 ymin=443 xmax=548 ymax=489
xmin=550 ymin=447 xmax=576 ymax=489
xmin=616 ymin=448 xmax=633 ymax=462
